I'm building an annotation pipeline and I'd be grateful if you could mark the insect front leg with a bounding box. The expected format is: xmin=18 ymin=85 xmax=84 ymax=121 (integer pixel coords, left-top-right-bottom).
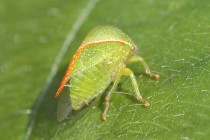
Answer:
xmin=121 ymin=67 xmax=150 ymax=107
xmin=102 ymin=70 xmax=122 ymax=121
xmin=126 ymin=55 xmax=160 ymax=80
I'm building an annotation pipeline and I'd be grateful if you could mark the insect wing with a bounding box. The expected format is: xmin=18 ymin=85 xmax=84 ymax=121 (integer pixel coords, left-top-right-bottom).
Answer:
xmin=57 ymin=87 xmax=72 ymax=122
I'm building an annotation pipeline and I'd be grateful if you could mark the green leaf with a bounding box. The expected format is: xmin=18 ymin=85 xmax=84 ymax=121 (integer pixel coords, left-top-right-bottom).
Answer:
xmin=1 ymin=0 xmax=210 ymax=140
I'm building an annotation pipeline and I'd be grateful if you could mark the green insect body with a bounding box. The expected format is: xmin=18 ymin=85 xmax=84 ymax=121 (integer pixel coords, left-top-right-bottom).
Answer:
xmin=56 ymin=26 xmax=159 ymax=122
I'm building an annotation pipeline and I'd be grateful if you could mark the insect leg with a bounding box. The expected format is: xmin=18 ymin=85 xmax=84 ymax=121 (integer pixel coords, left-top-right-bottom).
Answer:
xmin=121 ymin=67 xmax=150 ymax=107
xmin=102 ymin=70 xmax=122 ymax=121
xmin=126 ymin=55 xmax=159 ymax=80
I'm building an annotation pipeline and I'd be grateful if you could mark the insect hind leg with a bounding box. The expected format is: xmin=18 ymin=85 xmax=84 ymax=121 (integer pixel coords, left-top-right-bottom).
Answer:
xmin=102 ymin=68 xmax=122 ymax=121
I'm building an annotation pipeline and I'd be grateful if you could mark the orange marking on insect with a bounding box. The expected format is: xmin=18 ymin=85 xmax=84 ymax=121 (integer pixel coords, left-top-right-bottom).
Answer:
xmin=55 ymin=40 xmax=127 ymax=98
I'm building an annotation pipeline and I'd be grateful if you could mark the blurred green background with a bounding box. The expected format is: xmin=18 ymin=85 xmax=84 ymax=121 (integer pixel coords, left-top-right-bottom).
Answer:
xmin=0 ymin=0 xmax=210 ymax=140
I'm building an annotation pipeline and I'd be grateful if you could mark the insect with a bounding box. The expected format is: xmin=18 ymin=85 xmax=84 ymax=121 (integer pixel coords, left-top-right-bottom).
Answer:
xmin=55 ymin=25 xmax=159 ymax=122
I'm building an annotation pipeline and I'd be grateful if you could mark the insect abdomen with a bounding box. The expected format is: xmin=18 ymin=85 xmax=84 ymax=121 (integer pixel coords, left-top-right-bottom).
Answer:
xmin=70 ymin=64 xmax=111 ymax=110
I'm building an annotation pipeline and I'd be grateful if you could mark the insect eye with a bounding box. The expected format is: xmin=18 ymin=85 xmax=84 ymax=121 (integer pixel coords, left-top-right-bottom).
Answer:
xmin=131 ymin=46 xmax=137 ymax=53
